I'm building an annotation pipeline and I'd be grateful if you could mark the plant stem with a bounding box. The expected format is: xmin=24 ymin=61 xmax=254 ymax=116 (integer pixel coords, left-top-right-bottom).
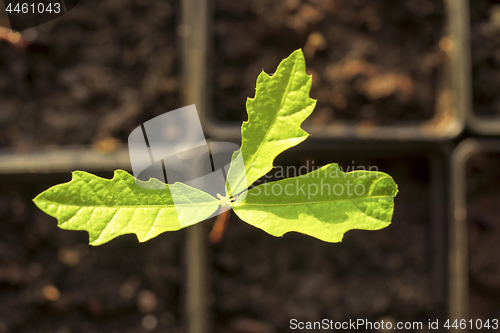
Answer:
xmin=209 ymin=209 xmax=231 ymax=244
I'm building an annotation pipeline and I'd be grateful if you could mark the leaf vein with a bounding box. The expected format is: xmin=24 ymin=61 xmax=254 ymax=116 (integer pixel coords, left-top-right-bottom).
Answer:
xmin=237 ymin=195 xmax=392 ymax=208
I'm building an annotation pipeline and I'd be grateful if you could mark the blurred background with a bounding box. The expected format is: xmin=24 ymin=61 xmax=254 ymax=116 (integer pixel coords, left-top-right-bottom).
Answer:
xmin=0 ymin=0 xmax=499 ymax=332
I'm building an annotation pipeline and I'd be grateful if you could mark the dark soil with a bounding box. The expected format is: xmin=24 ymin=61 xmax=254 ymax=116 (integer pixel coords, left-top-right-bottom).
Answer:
xmin=212 ymin=0 xmax=447 ymax=125
xmin=0 ymin=0 xmax=181 ymax=150
xmin=0 ymin=174 xmax=186 ymax=333
xmin=466 ymin=152 xmax=500 ymax=327
xmin=471 ymin=0 xmax=500 ymax=117
xmin=0 ymin=1 xmax=187 ymax=331
xmin=211 ymin=154 xmax=434 ymax=332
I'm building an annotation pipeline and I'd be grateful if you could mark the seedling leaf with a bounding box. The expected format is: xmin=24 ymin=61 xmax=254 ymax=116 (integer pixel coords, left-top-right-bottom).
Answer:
xmin=33 ymin=170 xmax=219 ymax=245
xmin=226 ymin=49 xmax=317 ymax=195
xmin=232 ymin=164 xmax=398 ymax=242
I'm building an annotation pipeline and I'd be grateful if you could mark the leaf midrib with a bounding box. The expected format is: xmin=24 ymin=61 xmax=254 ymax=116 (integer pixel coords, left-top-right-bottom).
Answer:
xmin=236 ymin=195 xmax=392 ymax=208
xmin=37 ymin=199 xmax=219 ymax=209
xmin=243 ymin=56 xmax=300 ymax=177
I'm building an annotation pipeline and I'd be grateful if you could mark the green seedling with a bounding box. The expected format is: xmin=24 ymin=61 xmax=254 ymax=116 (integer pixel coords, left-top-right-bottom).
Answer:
xmin=33 ymin=49 xmax=398 ymax=246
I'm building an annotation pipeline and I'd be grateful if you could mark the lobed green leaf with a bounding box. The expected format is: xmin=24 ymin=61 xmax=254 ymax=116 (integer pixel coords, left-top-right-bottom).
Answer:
xmin=33 ymin=170 xmax=219 ymax=245
xmin=226 ymin=49 xmax=317 ymax=196
xmin=232 ymin=164 xmax=398 ymax=242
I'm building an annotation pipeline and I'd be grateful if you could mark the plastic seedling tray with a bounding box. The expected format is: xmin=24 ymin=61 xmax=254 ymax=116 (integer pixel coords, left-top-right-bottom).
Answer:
xmin=0 ymin=0 xmax=466 ymax=331
xmin=0 ymin=0 xmax=199 ymax=325
xmin=202 ymin=0 xmax=468 ymax=141
xmin=0 ymin=137 xmax=242 ymax=332
xmin=450 ymin=139 xmax=500 ymax=327
xmin=0 ymin=141 xmax=237 ymax=333
xmin=0 ymin=140 xmax=449 ymax=332
xmin=208 ymin=142 xmax=449 ymax=331
xmin=0 ymin=147 xmax=131 ymax=174
xmin=0 ymin=171 xmax=186 ymax=332
xmin=0 ymin=0 xmax=182 ymax=149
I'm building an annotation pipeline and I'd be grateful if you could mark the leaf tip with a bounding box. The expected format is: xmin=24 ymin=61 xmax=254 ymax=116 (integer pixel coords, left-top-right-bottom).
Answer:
xmin=88 ymin=239 xmax=103 ymax=247
xmin=32 ymin=195 xmax=42 ymax=208
xmin=113 ymin=169 xmax=129 ymax=176
xmin=290 ymin=48 xmax=304 ymax=58
xmin=71 ymin=170 xmax=86 ymax=177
